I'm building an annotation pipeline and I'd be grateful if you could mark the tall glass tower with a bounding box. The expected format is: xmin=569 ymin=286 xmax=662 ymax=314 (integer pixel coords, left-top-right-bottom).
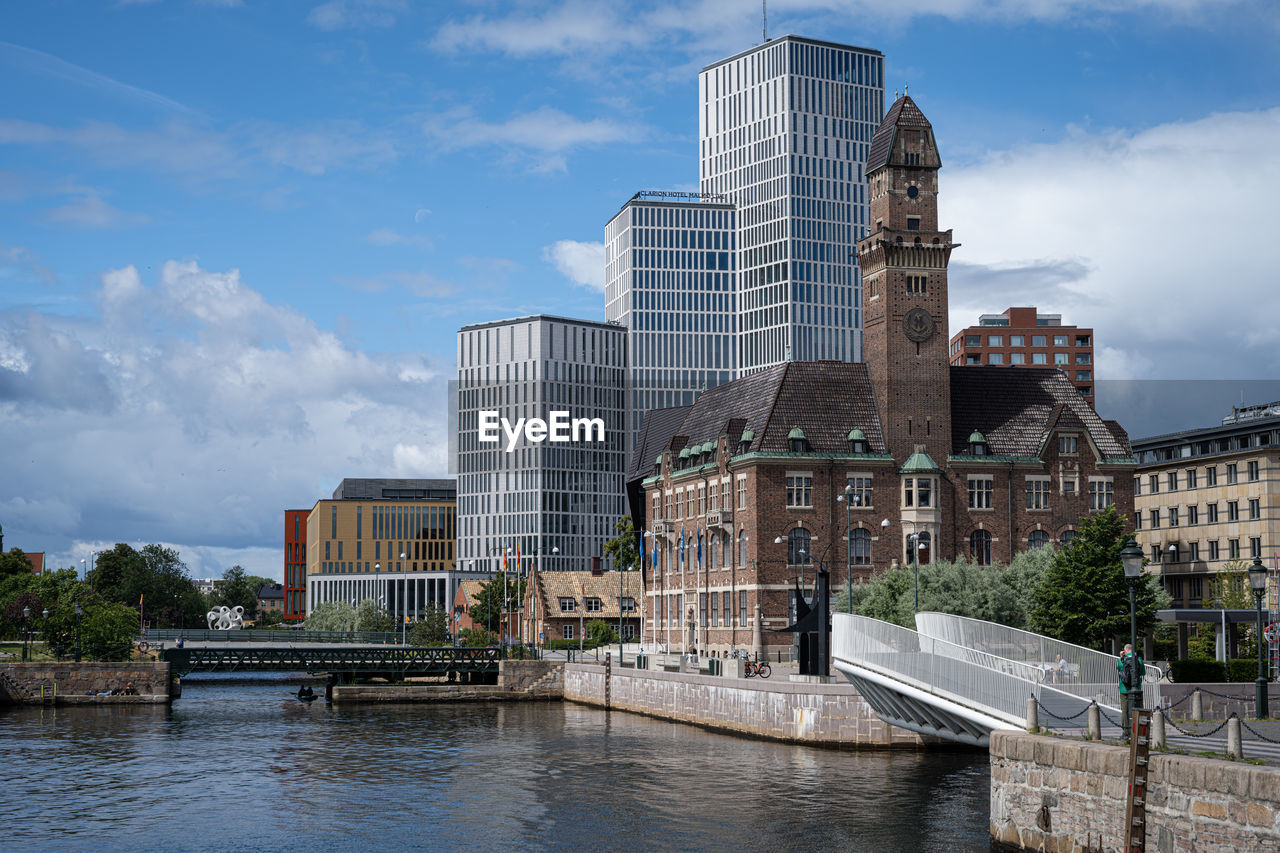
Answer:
xmin=699 ymin=35 xmax=884 ymax=371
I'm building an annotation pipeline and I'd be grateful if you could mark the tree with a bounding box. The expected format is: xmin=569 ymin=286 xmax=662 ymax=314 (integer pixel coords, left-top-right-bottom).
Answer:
xmin=586 ymin=618 xmax=617 ymax=646
xmin=87 ymin=543 xmax=204 ymax=629
xmin=1028 ymin=506 xmax=1169 ymax=650
xmin=355 ymin=599 xmax=395 ymax=633
xmin=408 ymin=605 xmax=450 ymax=646
xmin=469 ymin=571 xmax=525 ymax=636
xmin=0 ymin=547 xmax=33 ymax=578
xmin=0 ymin=568 xmax=136 ymax=660
xmin=211 ymin=565 xmax=275 ymax=621
xmin=305 ymin=600 xmax=358 ymax=632
xmin=459 ymin=626 xmax=498 ymax=647
xmin=80 ymin=601 xmax=140 ymax=660
xmin=603 ymin=516 xmax=640 ymax=572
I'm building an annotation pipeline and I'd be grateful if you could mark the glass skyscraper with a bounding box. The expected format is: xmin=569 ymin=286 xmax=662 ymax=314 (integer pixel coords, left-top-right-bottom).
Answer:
xmin=605 ymin=193 xmax=737 ymax=455
xmin=699 ymin=35 xmax=884 ymax=371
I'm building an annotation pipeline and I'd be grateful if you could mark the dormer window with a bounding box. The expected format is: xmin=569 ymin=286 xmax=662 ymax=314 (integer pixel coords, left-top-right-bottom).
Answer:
xmin=847 ymin=428 xmax=868 ymax=455
xmin=738 ymin=428 xmax=754 ymax=455
xmin=968 ymin=431 xmax=989 ymax=456
xmin=788 ymin=426 xmax=809 ymax=453
xmin=654 ymin=454 xmax=663 ymax=477
xmin=678 ymin=447 xmax=691 ymax=469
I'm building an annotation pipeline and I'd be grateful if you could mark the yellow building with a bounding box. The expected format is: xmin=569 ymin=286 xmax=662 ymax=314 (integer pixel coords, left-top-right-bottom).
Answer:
xmin=305 ymin=478 xmax=472 ymax=621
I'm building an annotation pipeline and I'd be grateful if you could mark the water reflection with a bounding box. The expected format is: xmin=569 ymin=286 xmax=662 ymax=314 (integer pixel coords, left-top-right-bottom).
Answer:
xmin=1 ymin=679 xmax=990 ymax=851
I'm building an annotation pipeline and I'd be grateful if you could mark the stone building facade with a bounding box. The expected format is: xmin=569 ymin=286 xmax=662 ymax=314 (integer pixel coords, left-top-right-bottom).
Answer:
xmin=628 ymin=96 xmax=1136 ymax=659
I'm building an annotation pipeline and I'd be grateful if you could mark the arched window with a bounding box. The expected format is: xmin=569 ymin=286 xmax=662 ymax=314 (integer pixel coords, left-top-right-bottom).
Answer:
xmin=709 ymin=535 xmax=719 ymax=570
xmin=917 ymin=531 xmax=932 ymax=565
xmin=970 ymin=530 xmax=993 ymax=566
xmin=738 ymin=530 xmax=747 ymax=567
xmin=850 ymin=529 xmax=872 ymax=566
xmin=1029 ymin=530 xmax=1050 ymax=549
xmin=1059 ymin=530 xmax=1077 ymax=548
xmin=787 ymin=528 xmax=811 ymax=565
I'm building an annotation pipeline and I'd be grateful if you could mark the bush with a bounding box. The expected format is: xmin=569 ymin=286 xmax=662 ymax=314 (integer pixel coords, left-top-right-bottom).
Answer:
xmin=1169 ymin=659 xmax=1227 ymax=683
xmin=1227 ymin=658 xmax=1271 ymax=682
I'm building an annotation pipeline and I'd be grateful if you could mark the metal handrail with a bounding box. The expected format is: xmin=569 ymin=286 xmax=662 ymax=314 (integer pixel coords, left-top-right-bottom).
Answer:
xmin=144 ymin=629 xmax=401 ymax=644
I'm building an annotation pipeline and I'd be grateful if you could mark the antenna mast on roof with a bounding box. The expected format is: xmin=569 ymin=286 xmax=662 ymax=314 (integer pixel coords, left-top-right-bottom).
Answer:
xmin=762 ymin=0 xmax=767 ymax=42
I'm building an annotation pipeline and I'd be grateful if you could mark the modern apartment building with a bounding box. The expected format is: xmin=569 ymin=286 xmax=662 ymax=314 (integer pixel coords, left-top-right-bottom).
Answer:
xmin=948 ymin=307 xmax=1095 ymax=404
xmin=699 ymin=35 xmax=884 ymax=371
xmin=604 ymin=193 xmax=737 ymax=454
xmin=456 ymin=315 xmax=626 ymax=574
xmin=1133 ymin=402 xmax=1280 ymax=607
xmin=304 ymin=478 xmax=461 ymax=621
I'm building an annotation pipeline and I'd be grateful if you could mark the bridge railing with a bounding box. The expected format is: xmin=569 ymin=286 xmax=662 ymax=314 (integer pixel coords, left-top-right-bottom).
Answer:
xmin=145 ymin=629 xmax=400 ymax=644
xmin=833 ymin=613 xmax=1043 ymax=728
xmin=913 ymin=612 xmax=1161 ymax=710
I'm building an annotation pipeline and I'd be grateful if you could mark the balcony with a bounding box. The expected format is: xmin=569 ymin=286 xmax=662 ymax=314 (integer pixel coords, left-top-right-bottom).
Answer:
xmin=652 ymin=521 xmax=673 ymax=535
xmin=705 ymin=509 xmax=733 ymax=527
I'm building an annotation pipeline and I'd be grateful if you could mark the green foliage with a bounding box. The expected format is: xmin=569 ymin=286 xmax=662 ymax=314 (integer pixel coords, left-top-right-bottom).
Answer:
xmin=407 ymin=605 xmax=450 ymax=646
xmin=842 ymin=548 xmax=1053 ymax=631
xmin=0 ymin=547 xmax=33 ymax=578
xmin=80 ymin=601 xmax=140 ymax=660
xmin=256 ymin=610 xmax=284 ymax=628
xmin=0 ymin=567 xmax=136 ymax=660
xmin=469 ymin=571 xmax=524 ymax=633
xmin=603 ymin=516 xmax=640 ymax=573
xmin=1170 ymin=658 xmax=1274 ymax=683
xmin=1227 ymin=658 xmax=1270 ymax=682
xmin=1028 ymin=506 xmax=1169 ymax=650
xmin=305 ymin=600 xmax=358 ymax=632
xmin=87 ymin=543 xmax=204 ymax=629
xmin=210 ymin=565 xmax=276 ymax=620
xmin=355 ymin=599 xmax=395 ymax=633
xmin=586 ymin=618 xmax=617 ymax=646
xmin=459 ymin=627 xmax=498 ymax=647
xmin=1207 ymin=563 xmax=1252 ymax=610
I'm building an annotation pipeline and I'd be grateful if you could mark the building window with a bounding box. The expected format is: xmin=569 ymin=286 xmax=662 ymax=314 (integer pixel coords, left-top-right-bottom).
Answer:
xmin=850 ymin=528 xmax=872 ymax=565
xmin=1149 ymin=509 xmax=1161 ymax=529
xmin=786 ymin=475 xmax=813 ymax=508
xmin=1250 ymin=498 xmax=1261 ymax=520
xmin=563 ymin=624 xmax=575 ymax=640
xmin=1227 ymin=463 xmax=1238 ymax=484
xmin=1189 ymin=577 xmax=1203 ymax=601
xmin=1188 ymin=505 xmax=1199 ymax=525
xmin=1032 ymin=353 xmax=1047 ymax=365
xmin=585 ymin=597 xmax=602 ymax=612
xmin=1053 ymin=335 xmax=1068 ymax=346
xmin=1228 ymin=501 xmax=1239 ymax=522
xmin=1089 ymin=479 xmax=1114 ymax=510
xmin=966 ymin=355 xmax=982 ymax=365
xmin=1032 ymin=335 xmax=1047 ymax=347
xmin=1167 ymin=472 xmax=1178 ymax=491
xmin=620 ymin=597 xmax=636 ymax=612
xmin=1251 ymin=537 xmax=1262 ymax=559
xmin=1206 ymin=466 xmax=1218 ymax=486
xmin=1010 ymin=335 xmax=1025 ymax=346
xmin=1060 ymin=530 xmax=1077 ymax=547
xmin=847 ymin=475 xmax=873 ymax=507
xmin=1150 ymin=545 xmax=1162 ymax=563
xmin=1060 ymin=435 xmax=1078 ymax=455
xmin=907 ymin=275 xmax=927 ymax=294
xmin=709 ymin=482 xmax=719 ymax=512
xmin=1207 ymin=504 xmax=1219 ymax=523
xmin=1169 ymin=507 xmax=1179 ymax=527
xmin=737 ymin=475 xmax=747 ymax=510
xmin=1026 ymin=478 xmax=1050 ymax=510
xmin=1029 ymin=530 xmax=1050 ymax=549
xmin=1054 ymin=352 xmax=1069 ymax=365
xmin=1135 ymin=513 xmax=1142 ymax=530
xmin=904 ymin=477 xmax=934 ymax=508
xmin=988 ymin=335 xmax=1003 ymax=347
xmin=989 ymin=353 xmax=1003 ymax=365
xmin=1249 ymin=460 xmax=1260 ymax=481
xmin=559 ymin=597 xmax=576 ymax=612
xmin=965 ymin=335 xmax=980 ymax=347
xmin=970 ymin=530 xmax=993 ymax=566
xmin=1209 ymin=540 xmax=1220 ymax=561
xmin=1186 ymin=469 xmax=1197 ymax=489
xmin=1189 ymin=542 xmax=1200 ymax=562
xmin=907 ymin=216 xmax=920 ymax=231
xmin=1149 ymin=474 xmax=1160 ymax=494
xmin=738 ymin=530 xmax=747 ymax=567
xmin=1076 ymin=335 xmax=1091 ymax=346
xmin=1011 ymin=353 xmax=1026 ymax=365
xmin=968 ymin=476 xmax=993 ymax=510
xmin=1229 ymin=539 xmax=1241 ymax=559
xmin=1076 ymin=353 xmax=1091 ymax=365
xmin=739 ymin=590 xmax=748 ymax=627
xmin=787 ymin=528 xmax=811 ymax=565
xmin=697 ymin=484 xmax=707 ymax=516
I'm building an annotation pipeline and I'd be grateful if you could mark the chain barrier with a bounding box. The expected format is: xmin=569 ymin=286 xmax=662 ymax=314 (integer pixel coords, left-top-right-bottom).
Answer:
xmin=1161 ymin=692 xmax=1191 ymax=709
xmin=1196 ymin=686 xmax=1256 ymax=701
xmin=1034 ymin=696 xmax=1094 ymax=722
xmin=1164 ymin=714 xmax=1233 ymax=739
xmin=1097 ymin=705 xmax=1123 ymax=728
xmin=1238 ymin=718 xmax=1280 ymax=744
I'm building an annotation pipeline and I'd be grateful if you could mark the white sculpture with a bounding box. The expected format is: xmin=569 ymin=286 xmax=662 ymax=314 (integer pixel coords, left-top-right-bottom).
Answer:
xmin=206 ymin=605 xmax=245 ymax=630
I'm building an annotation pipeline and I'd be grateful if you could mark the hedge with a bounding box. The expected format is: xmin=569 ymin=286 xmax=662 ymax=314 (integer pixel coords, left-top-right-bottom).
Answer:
xmin=1169 ymin=658 xmax=1272 ymax=683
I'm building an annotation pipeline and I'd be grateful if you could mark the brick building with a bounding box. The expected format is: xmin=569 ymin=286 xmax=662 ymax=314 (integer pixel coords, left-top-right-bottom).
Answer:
xmin=523 ymin=569 xmax=642 ymax=646
xmin=628 ymin=95 xmax=1136 ymax=659
xmin=283 ymin=509 xmax=308 ymax=622
xmin=948 ymin=307 xmax=1095 ymax=405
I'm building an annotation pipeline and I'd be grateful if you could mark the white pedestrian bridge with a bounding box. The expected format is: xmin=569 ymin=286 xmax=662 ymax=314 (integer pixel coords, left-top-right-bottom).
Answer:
xmin=832 ymin=612 xmax=1162 ymax=746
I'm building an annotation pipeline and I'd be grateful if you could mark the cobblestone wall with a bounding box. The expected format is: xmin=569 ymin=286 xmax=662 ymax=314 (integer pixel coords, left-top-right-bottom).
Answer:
xmin=562 ymin=663 xmax=934 ymax=748
xmin=0 ymin=662 xmax=170 ymax=704
xmin=990 ymin=731 xmax=1280 ymax=852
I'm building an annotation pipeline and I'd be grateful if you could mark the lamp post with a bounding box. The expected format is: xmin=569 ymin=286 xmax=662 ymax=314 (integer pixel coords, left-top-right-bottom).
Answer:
xmin=74 ymin=602 xmax=83 ymax=663
xmin=1120 ymin=538 xmax=1145 ymax=729
xmin=398 ymin=552 xmax=406 ymax=629
xmin=775 ymin=532 xmax=817 ymax=588
xmin=836 ymin=484 xmax=861 ymax=613
xmin=881 ymin=519 xmax=926 ymax=614
xmin=21 ymin=605 xmax=30 ymax=662
xmin=1249 ymin=557 xmax=1269 ymax=719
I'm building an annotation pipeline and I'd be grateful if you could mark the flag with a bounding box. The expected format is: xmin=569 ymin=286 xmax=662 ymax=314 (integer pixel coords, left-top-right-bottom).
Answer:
xmin=652 ymin=533 xmax=658 ymax=568
xmin=638 ymin=534 xmax=644 ymax=570
xmin=503 ymin=547 xmax=508 ymax=572
xmin=696 ymin=526 xmax=703 ymax=566
xmin=139 ymin=594 xmax=144 ymax=605
xmin=679 ymin=529 xmax=684 ymax=565
xmin=516 ymin=540 xmax=521 ymax=568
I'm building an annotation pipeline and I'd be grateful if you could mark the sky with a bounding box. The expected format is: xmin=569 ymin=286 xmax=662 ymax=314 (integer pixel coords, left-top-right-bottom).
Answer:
xmin=2 ymin=0 xmax=1279 ymax=581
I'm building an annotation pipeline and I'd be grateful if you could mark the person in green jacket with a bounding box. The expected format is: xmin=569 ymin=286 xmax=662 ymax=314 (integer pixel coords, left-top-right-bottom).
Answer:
xmin=1117 ymin=643 xmax=1144 ymax=739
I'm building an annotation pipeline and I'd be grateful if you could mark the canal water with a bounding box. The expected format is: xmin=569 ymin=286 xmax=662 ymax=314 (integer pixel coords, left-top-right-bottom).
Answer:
xmin=1 ymin=677 xmax=991 ymax=851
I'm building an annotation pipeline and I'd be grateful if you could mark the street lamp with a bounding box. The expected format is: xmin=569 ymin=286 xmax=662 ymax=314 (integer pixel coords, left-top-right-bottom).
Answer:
xmin=1120 ymin=537 xmax=1146 ymax=724
xmin=881 ymin=519 xmax=927 ymax=614
xmin=1248 ymin=557 xmax=1269 ymax=719
xmin=74 ymin=602 xmax=83 ymax=663
xmin=836 ymin=484 xmax=861 ymax=613
xmin=21 ymin=605 xmax=30 ymax=662
xmin=775 ymin=533 xmax=817 ymax=587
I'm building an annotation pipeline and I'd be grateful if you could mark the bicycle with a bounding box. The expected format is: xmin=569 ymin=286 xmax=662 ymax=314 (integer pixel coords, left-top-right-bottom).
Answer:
xmin=744 ymin=656 xmax=771 ymax=679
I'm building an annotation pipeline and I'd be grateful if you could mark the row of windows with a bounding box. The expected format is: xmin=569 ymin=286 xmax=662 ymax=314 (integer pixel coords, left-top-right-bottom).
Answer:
xmin=1148 ymin=538 xmax=1265 ymax=562
xmin=962 ymin=351 xmax=1091 ymax=366
xmin=769 ymin=474 xmax=1114 ymax=512
xmin=1136 ymin=461 xmax=1261 ymax=494
xmin=557 ymin=596 xmax=636 ymax=613
xmin=654 ymin=590 xmax=752 ymax=628
xmin=1135 ymin=431 xmax=1278 ymax=465
xmin=1136 ymin=498 xmax=1264 ymax=528
xmin=963 ymin=334 xmax=1091 ymax=348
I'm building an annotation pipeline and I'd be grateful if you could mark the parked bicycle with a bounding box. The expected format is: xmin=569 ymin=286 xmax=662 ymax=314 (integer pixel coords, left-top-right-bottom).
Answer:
xmin=743 ymin=655 xmax=771 ymax=679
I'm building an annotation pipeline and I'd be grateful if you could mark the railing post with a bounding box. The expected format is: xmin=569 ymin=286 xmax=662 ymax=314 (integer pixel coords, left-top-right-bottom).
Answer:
xmin=1191 ymin=689 xmax=1203 ymax=721
xmin=1087 ymin=703 xmax=1101 ymax=740
xmin=1150 ymin=708 xmax=1165 ymax=749
xmin=1026 ymin=697 xmax=1039 ymax=732
xmin=1227 ymin=715 xmax=1243 ymax=759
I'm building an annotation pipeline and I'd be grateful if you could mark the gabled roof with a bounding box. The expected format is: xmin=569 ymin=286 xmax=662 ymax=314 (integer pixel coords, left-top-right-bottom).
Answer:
xmin=867 ymin=94 xmax=932 ymax=172
xmin=529 ymin=571 xmax=643 ymax=620
xmin=949 ymin=366 xmax=1131 ymax=459
xmin=627 ymin=405 xmax=694 ymax=481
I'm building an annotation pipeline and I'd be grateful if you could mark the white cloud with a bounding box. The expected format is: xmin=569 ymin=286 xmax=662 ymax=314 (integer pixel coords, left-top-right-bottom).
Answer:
xmin=423 ymin=106 xmax=643 ymax=168
xmin=367 ymin=227 xmax=433 ymax=249
xmin=308 ymin=0 xmax=407 ymax=31
xmin=0 ymin=259 xmax=452 ymax=578
xmin=42 ymin=192 xmax=150 ymax=229
xmin=0 ymin=41 xmax=196 ymax=115
xmin=543 ymin=240 xmax=604 ymax=290
xmin=942 ymin=106 xmax=1280 ymax=382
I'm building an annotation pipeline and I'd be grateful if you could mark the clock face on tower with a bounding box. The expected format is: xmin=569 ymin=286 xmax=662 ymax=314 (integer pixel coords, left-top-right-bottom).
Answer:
xmin=903 ymin=307 xmax=935 ymax=343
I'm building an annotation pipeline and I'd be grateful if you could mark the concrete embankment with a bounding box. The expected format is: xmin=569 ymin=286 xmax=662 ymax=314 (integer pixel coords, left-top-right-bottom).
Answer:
xmin=562 ymin=661 xmax=938 ymax=749
xmin=0 ymin=662 xmax=170 ymax=705
xmin=989 ymin=730 xmax=1280 ymax=852
xmin=329 ymin=659 xmax=563 ymax=704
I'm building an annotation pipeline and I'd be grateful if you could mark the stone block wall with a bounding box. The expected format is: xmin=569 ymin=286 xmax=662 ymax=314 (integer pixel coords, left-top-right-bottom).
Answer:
xmin=990 ymin=730 xmax=1280 ymax=852
xmin=498 ymin=659 xmax=562 ymax=693
xmin=563 ymin=662 xmax=936 ymax=748
xmin=0 ymin=662 xmax=170 ymax=704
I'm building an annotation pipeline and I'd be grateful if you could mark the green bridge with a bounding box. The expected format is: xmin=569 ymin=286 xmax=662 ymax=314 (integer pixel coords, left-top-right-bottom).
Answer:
xmin=161 ymin=645 xmax=509 ymax=682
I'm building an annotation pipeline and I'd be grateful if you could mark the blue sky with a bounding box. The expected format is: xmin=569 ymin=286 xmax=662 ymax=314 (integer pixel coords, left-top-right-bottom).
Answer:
xmin=2 ymin=0 xmax=1279 ymax=580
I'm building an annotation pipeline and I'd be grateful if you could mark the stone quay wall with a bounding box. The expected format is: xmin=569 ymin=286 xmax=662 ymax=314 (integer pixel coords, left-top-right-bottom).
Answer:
xmin=990 ymin=730 xmax=1280 ymax=852
xmin=331 ymin=660 xmax=564 ymax=704
xmin=0 ymin=662 xmax=171 ymax=705
xmin=562 ymin=662 xmax=936 ymax=748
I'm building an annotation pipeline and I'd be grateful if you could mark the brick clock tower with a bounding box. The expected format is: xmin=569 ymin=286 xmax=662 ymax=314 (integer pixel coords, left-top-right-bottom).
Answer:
xmin=857 ymin=94 xmax=958 ymax=465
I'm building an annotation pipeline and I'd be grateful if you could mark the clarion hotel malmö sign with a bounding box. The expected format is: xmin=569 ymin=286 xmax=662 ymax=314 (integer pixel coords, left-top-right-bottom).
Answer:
xmin=477 ymin=410 xmax=607 ymax=452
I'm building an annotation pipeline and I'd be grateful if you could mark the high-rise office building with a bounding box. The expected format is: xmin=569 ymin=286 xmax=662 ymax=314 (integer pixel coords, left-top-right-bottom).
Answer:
xmin=456 ymin=315 xmax=626 ymax=573
xmin=700 ymin=35 xmax=884 ymax=371
xmin=605 ymin=192 xmax=737 ymax=454
xmin=948 ymin=306 xmax=1096 ymax=405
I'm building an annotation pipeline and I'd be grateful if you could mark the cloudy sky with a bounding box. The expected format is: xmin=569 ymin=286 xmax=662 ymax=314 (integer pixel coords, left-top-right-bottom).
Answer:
xmin=2 ymin=0 xmax=1278 ymax=580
